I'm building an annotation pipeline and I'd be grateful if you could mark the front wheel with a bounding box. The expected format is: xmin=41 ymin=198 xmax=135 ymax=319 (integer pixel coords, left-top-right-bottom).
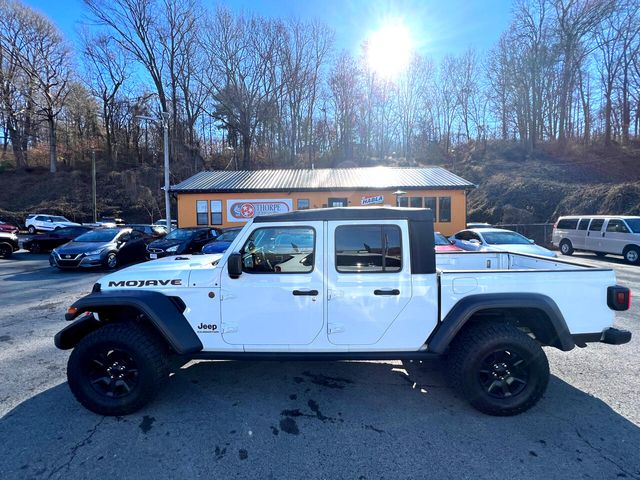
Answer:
xmin=0 ymin=242 xmax=12 ymax=259
xmin=104 ymin=252 xmax=118 ymax=269
xmin=448 ymin=323 xmax=549 ymax=416
xmin=624 ymin=246 xmax=640 ymax=265
xmin=67 ymin=323 xmax=170 ymax=416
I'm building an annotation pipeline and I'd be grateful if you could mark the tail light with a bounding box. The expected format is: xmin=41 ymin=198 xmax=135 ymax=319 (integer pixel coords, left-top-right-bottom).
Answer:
xmin=607 ymin=286 xmax=631 ymax=311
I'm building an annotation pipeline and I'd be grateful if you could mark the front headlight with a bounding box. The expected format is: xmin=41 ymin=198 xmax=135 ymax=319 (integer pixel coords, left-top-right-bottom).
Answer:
xmin=166 ymin=245 xmax=179 ymax=253
xmin=86 ymin=248 xmax=104 ymax=256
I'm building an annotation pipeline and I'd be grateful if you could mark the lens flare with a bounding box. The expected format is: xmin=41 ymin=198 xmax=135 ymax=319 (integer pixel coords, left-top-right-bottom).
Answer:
xmin=366 ymin=19 xmax=413 ymax=78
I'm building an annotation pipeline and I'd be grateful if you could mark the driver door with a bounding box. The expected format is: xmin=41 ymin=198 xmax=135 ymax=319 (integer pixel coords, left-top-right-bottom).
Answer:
xmin=220 ymin=222 xmax=323 ymax=347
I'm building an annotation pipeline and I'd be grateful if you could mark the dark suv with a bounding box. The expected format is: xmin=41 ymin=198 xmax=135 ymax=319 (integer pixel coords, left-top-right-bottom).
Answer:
xmin=23 ymin=226 xmax=93 ymax=253
xmin=147 ymin=227 xmax=221 ymax=259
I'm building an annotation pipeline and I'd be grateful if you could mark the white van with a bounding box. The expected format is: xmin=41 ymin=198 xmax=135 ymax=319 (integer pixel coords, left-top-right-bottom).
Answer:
xmin=552 ymin=215 xmax=640 ymax=264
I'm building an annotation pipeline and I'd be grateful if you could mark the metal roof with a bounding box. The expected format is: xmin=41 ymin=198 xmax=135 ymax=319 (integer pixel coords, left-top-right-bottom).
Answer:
xmin=170 ymin=166 xmax=475 ymax=193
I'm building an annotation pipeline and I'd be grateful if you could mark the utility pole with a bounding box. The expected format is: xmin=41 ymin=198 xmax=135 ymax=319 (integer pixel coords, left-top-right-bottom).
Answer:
xmin=92 ymin=150 xmax=97 ymax=223
xmin=161 ymin=111 xmax=171 ymax=231
xmin=135 ymin=112 xmax=172 ymax=231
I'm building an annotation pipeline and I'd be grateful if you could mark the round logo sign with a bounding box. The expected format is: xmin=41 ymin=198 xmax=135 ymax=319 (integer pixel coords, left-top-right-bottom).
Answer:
xmin=240 ymin=203 xmax=255 ymax=218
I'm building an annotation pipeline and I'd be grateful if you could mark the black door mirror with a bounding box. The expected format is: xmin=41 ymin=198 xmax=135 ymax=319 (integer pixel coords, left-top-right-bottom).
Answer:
xmin=227 ymin=253 xmax=243 ymax=278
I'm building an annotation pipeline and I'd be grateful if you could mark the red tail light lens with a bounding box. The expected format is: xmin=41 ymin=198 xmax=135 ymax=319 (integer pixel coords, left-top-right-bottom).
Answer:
xmin=608 ymin=286 xmax=630 ymax=311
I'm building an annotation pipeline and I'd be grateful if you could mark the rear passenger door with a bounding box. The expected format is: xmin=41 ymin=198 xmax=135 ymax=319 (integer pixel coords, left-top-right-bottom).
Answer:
xmin=585 ymin=218 xmax=605 ymax=252
xmin=326 ymin=221 xmax=412 ymax=345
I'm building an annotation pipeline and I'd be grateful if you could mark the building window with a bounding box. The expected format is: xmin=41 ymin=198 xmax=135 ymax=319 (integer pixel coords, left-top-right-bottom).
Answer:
xmin=335 ymin=225 xmax=402 ymax=273
xmin=196 ymin=200 xmax=208 ymax=225
xmin=210 ymin=200 xmax=222 ymax=225
xmin=240 ymin=227 xmax=315 ymax=273
xmin=424 ymin=197 xmax=436 ymax=214
xmin=409 ymin=197 xmax=422 ymax=208
xmin=439 ymin=197 xmax=451 ymax=222
xmin=328 ymin=197 xmax=348 ymax=207
xmin=297 ymin=199 xmax=310 ymax=210
xmin=398 ymin=196 xmax=409 ymax=207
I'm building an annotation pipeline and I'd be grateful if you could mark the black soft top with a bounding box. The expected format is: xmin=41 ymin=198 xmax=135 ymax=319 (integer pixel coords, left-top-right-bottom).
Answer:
xmin=253 ymin=207 xmax=433 ymax=223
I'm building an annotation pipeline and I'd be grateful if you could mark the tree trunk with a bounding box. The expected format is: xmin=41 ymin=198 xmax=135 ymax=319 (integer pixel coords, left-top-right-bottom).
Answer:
xmin=48 ymin=116 xmax=57 ymax=173
xmin=242 ymin=137 xmax=251 ymax=169
xmin=604 ymin=85 xmax=612 ymax=146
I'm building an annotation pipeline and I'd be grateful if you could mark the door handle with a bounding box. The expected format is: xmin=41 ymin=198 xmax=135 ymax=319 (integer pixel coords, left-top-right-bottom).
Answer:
xmin=374 ymin=289 xmax=400 ymax=296
xmin=292 ymin=289 xmax=318 ymax=296
xmin=602 ymin=232 xmax=605 ymax=237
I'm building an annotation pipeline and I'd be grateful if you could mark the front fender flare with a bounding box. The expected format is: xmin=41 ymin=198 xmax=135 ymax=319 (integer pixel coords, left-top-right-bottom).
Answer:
xmin=54 ymin=290 xmax=203 ymax=354
xmin=427 ymin=293 xmax=575 ymax=354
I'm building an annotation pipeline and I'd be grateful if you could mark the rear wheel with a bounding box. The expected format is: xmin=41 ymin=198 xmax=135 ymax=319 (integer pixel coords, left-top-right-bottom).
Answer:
xmin=0 ymin=243 xmax=12 ymax=259
xmin=27 ymin=225 xmax=36 ymax=234
xmin=67 ymin=323 xmax=170 ymax=416
xmin=624 ymin=246 xmax=640 ymax=265
xmin=559 ymin=239 xmax=573 ymax=255
xmin=448 ymin=322 xmax=549 ymax=416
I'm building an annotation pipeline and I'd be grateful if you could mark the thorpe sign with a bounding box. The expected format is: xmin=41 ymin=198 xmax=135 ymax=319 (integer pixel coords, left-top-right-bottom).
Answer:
xmin=227 ymin=199 xmax=293 ymax=222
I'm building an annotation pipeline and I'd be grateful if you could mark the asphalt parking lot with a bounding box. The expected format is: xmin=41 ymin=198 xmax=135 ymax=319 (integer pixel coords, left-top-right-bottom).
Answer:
xmin=0 ymin=251 xmax=639 ymax=479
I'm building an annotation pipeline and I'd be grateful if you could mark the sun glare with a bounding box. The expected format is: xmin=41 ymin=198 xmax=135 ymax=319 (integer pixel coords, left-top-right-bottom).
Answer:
xmin=366 ymin=19 xmax=413 ymax=79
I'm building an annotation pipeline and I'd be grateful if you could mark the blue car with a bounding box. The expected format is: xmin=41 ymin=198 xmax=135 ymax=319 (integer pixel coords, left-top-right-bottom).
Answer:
xmin=202 ymin=227 xmax=243 ymax=254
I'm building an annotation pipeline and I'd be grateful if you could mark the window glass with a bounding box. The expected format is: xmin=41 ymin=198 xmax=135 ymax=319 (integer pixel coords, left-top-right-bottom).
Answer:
xmin=589 ymin=219 xmax=605 ymax=232
xmin=482 ymin=231 xmax=530 ymax=245
xmin=328 ymin=197 xmax=347 ymax=207
xmin=424 ymin=197 xmax=437 ymax=214
xmin=409 ymin=197 xmax=422 ymax=208
xmin=624 ymin=219 xmax=640 ymax=233
xmin=335 ymin=225 xmax=402 ymax=273
xmin=577 ymin=219 xmax=590 ymax=230
xmin=557 ymin=218 xmax=578 ymax=229
xmin=210 ymin=200 xmax=222 ymax=225
xmin=398 ymin=197 xmax=409 ymax=207
xmin=606 ymin=220 xmax=630 ymax=233
xmin=241 ymin=227 xmax=315 ymax=274
xmin=297 ymin=199 xmax=310 ymax=210
xmin=438 ymin=197 xmax=451 ymax=222
xmin=129 ymin=231 xmax=144 ymax=240
xmin=196 ymin=200 xmax=208 ymax=225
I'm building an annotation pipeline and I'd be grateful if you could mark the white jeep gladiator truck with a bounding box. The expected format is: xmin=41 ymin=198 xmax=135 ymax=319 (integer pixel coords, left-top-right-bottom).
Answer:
xmin=55 ymin=208 xmax=632 ymax=416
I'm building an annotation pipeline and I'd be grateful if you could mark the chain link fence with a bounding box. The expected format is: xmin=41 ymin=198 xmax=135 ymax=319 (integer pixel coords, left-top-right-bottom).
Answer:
xmin=495 ymin=223 xmax=556 ymax=248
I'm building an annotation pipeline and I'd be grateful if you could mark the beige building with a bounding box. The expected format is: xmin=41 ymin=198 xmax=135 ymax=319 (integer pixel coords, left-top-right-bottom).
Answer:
xmin=170 ymin=166 xmax=475 ymax=236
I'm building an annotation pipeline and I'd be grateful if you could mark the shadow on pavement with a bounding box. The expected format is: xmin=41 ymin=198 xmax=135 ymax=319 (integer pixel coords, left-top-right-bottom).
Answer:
xmin=1 ymin=360 xmax=639 ymax=479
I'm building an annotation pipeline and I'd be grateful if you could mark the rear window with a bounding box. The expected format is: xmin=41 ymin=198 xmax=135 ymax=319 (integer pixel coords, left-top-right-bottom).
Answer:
xmin=557 ymin=219 xmax=578 ymax=229
xmin=335 ymin=225 xmax=402 ymax=273
xmin=589 ymin=219 xmax=605 ymax=232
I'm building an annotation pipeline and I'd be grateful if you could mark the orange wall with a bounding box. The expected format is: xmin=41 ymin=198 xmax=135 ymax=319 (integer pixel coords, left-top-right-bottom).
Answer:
xmin=176 ymin=189 xmax=467 ymax=235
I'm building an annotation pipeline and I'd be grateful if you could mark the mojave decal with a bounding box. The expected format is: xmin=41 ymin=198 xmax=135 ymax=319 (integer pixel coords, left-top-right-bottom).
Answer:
xmin=227 ymin=199 xmax=293 ymax=222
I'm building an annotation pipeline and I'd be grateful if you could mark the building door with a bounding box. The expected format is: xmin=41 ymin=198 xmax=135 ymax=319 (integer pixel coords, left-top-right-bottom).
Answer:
xmin=328 ymin=197 xmax=348 ymax=207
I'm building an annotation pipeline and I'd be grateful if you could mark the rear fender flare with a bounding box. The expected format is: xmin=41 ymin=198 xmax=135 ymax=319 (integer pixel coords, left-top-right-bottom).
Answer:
xmin=427 ymin=293 xmax=575 ymax=354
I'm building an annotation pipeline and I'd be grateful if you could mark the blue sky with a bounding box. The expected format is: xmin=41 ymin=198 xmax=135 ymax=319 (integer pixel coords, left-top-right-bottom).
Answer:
xmin=25 ymin=0 xmax=513 ymax=59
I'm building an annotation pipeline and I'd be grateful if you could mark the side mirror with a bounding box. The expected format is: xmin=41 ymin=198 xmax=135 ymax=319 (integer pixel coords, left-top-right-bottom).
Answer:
xmin=227 ymin=253 xmax=243 ymax=278
xmin=528 ymin=238 xmax=535 ymax=244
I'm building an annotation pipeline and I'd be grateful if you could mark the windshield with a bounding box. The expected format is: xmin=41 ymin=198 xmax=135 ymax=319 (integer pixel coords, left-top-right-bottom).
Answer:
xmin=217 ymin=229 xmax=241 ymax=242
xmin=482 ymin=231 xmax=531 ymax=245
xmin=165 ymin=229 xmax=196 ymax=240
xmin=434 ymin=233 xmax=451 ymax=246
xmin=624 ymin=219 xmax=640 ymax=233
xmin=74 ymin=229 xmax=119 ymax=243
xmin=52 ymin=216 xmax=70 ymax=222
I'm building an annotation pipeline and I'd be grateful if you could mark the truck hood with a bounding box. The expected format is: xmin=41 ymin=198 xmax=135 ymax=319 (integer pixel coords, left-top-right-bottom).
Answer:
xmin=100 ymin=253 xmax=223 ymax=290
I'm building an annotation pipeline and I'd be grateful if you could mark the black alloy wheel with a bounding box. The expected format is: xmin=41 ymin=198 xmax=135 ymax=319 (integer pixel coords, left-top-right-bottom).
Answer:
xmin=478 ymin=349 xmax=529 ymax=399
xmin=87 ymin=348 xmax=140 ymax=399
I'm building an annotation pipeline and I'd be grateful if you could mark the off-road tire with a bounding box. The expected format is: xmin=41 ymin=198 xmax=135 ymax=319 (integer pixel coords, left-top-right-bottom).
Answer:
xmin=447 ymin=322 xmax=549 ymax=416
xmin=67 ymin=323 xmax=170 ymax=416
xmin=623 ymin=246 xmax=640 ymax=265
xmin=559 ymin=239 xmax=573 ymax=256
